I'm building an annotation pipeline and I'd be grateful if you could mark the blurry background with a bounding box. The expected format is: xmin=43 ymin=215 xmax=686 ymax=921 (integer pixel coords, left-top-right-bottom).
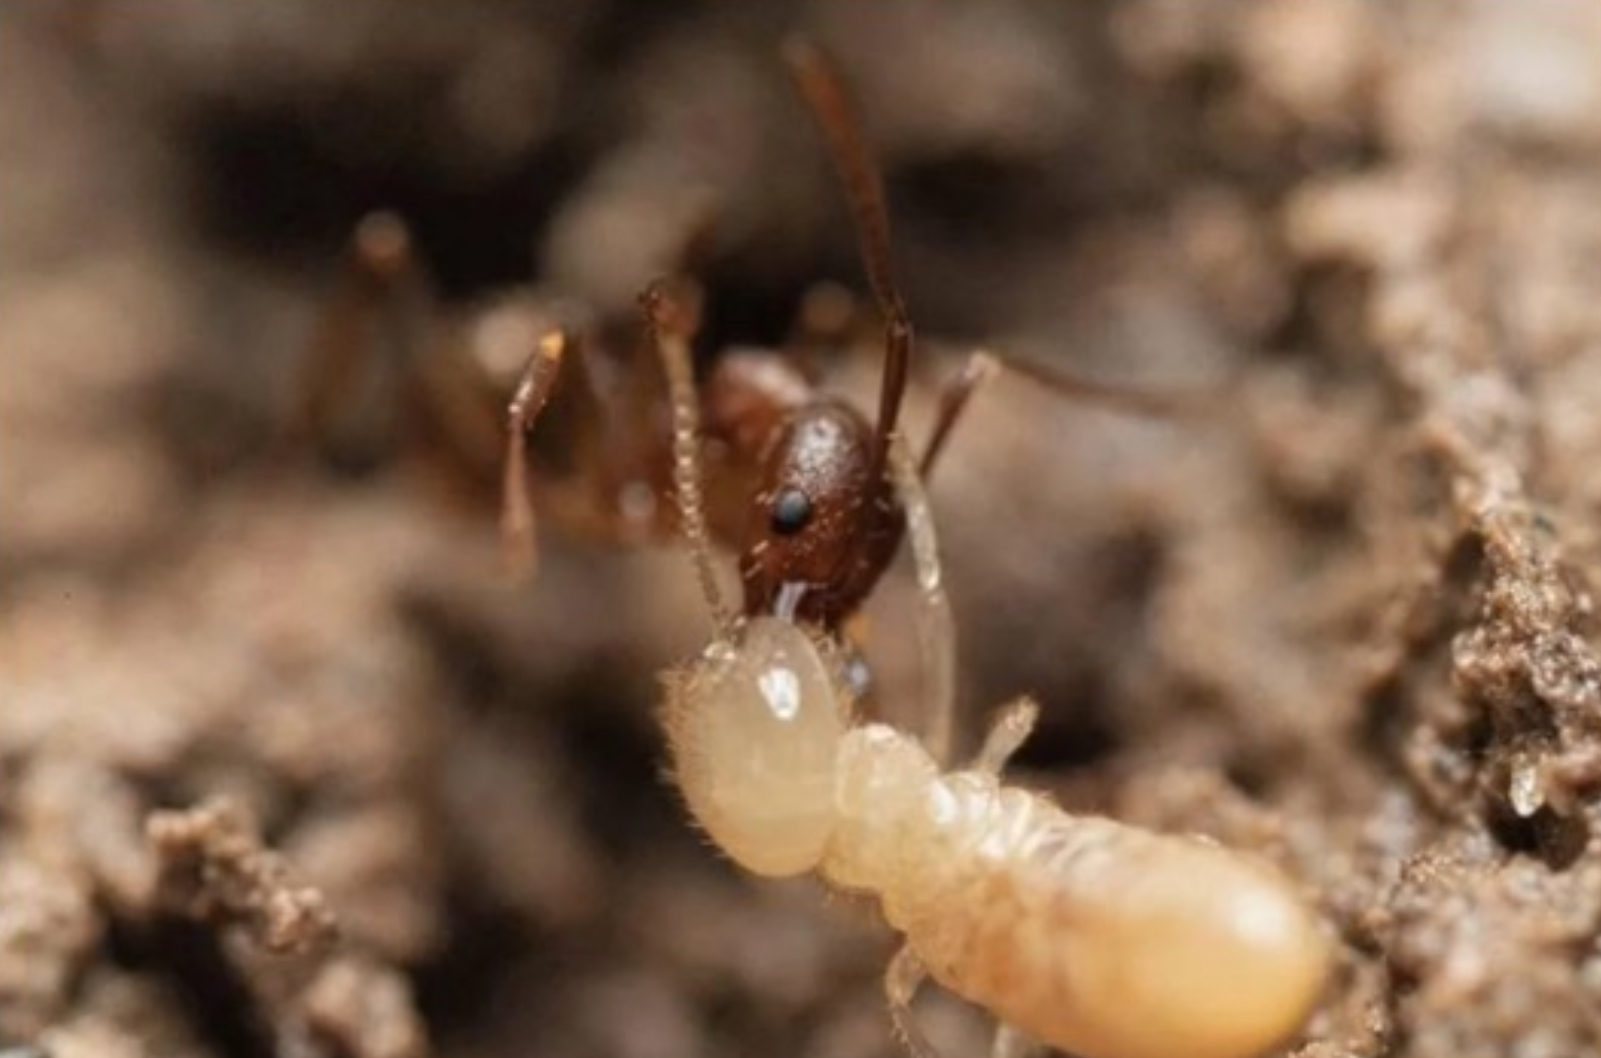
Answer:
xmin=8 ymin=3 xmax=1601 ymax=1057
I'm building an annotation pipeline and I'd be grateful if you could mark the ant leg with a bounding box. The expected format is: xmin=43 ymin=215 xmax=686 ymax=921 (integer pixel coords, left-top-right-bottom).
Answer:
xmin=919 ymin=352 xmax=1000 ymax=478
xmin=290 ymin=211 xmax=419 ymax=459
xmin=886 ymin=433 xmax=956 ymax=767
xmin=295 ymin=210 xmax=504 ymax=480
xmin=921 ymin=350 xmax=1193 ymax=477
xmin=885 ymin=944 xmax=942 ymax=1058
xmin=501 ymin=332 xmax=571 ymax=575
xmin=972 ymin=698 xmax=1040 ymax=776
xmin=404 ymin=316 xmax=509 ymax=485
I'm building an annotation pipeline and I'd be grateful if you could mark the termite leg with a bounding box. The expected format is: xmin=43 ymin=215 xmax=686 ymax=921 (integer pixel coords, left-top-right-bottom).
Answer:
xmin=885 ymin=944 xmax=942 ymax=1058
xmin=972 ymin=698 xmax=1040 ymax=776
xmin=886 ymin=433 xmax=956 ymax=766
xmin=990 ymin=1023 xmax=1042 ymax=1058
xmin=501 ymin=331 xmax=570 ymax=575
xmin=920 ymin=350 xmax=1194 ymax=477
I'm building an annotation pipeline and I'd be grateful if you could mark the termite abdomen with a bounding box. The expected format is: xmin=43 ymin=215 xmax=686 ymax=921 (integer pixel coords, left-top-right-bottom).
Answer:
xmin=894 ymin=786 xmax=1330 ymax=1058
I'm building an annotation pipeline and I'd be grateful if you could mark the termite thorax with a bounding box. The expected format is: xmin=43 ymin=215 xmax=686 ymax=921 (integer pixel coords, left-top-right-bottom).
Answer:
xmin=821 ymin=725 xmax=1004 ymax=923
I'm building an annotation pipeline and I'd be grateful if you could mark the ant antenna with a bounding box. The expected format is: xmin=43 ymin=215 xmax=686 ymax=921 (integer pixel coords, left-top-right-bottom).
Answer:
xmin=783 ymin=38 xmax=913 ymax=470
xmin=642 ymin=283 xmax=733 ymax=638
xmin=886 ymin=432 xmax=956 ymax=765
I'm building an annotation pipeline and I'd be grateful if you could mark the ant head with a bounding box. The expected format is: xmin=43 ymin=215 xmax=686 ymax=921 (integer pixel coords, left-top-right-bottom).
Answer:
xmin=651 ymin=42 xmax=914 ymax=634
xmin=738 ymin=401 xmax=902 ymax=627
xmin=721 ymin=42 xmax=917 ymax=630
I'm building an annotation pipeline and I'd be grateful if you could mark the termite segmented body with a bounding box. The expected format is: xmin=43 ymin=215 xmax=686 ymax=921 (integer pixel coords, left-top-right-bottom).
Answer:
xmin=666 ymin=620 xmax=1328 ymax=1058
xmin=662 ymin=441 xmax=1330 ymax=1058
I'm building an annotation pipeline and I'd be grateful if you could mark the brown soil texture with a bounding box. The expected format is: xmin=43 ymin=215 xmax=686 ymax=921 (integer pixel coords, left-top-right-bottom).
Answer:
xmin=8 ymin=3 xmax=1601 ymax=1057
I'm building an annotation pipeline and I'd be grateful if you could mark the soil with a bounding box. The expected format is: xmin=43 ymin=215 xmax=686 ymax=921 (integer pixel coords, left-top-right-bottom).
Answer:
xmin=7 ymin=3 xmax=1601 ymax=1057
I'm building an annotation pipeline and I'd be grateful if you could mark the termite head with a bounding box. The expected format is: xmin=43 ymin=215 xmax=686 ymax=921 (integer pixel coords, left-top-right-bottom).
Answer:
xmin=738 ymin=403 xmax=903 ymax=627
xmin=663 ymin=616 xmax=850 ymax=877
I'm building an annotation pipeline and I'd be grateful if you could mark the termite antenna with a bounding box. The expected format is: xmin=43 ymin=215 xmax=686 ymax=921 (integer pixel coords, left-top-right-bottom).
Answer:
xmin=886 ymin=432 xmax=956 ymax=765
xmin=643 ymin=282 xmax=733 ymax=637
xmin=783 ymin=37 xmax=913 ymax=475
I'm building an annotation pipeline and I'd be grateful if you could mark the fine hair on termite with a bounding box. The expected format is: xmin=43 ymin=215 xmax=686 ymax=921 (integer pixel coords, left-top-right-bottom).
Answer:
xmin=643 ymin=37 xmax=1332 ymax=1058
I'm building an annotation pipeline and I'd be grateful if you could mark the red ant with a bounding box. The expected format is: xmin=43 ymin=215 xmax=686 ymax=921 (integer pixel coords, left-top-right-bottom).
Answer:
xmin=290 ymin=38 xmax=1177 ymax=760
xmin=500 ymin=39 xmax=1180 ymax=642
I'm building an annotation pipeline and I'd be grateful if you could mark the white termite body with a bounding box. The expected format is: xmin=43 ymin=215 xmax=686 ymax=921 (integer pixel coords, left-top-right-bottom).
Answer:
xmin=664 ymin=616 xmax=1329 ymax=1058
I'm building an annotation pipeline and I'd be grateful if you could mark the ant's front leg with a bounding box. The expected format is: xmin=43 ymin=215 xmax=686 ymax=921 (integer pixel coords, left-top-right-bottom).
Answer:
xmin=501 ymin=331 xmax=575 ymax=576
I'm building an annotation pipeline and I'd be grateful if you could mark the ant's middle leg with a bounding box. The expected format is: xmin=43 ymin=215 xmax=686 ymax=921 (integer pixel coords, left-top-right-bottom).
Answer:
xmin=920 ymin=350 xmax=1193 ymax=477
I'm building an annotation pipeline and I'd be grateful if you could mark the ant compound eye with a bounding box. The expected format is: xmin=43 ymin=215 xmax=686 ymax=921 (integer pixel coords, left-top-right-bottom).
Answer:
xmin=770 ymin=488 xmax=813 ymax=536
